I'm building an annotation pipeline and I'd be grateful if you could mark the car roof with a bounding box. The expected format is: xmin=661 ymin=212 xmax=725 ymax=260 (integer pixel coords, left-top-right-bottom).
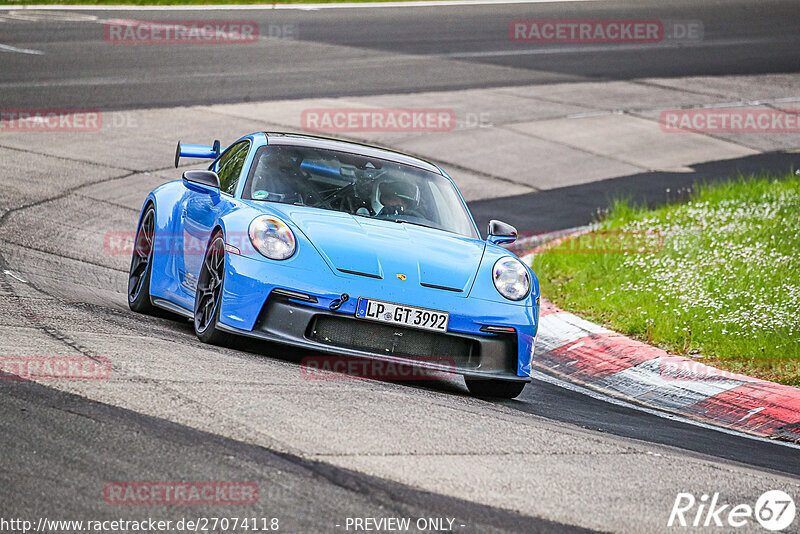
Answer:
xmin=263 ymin=132 xmax=442 ymax=175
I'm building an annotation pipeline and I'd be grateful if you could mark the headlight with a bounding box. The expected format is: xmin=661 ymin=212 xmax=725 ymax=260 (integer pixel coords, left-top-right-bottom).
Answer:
xmin=249 ymin=216 xmax=296 ymax=260
xmin=492 ymin=257 xmax=530 ymax=301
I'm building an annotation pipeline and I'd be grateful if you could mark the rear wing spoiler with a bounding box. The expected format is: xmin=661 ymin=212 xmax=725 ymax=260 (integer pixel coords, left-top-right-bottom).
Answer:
xmin=174 ymin=140 xmax=224 ymax=168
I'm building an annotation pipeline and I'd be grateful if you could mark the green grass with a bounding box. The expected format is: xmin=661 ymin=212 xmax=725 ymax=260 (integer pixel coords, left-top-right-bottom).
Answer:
xmin=531 ymin=173 xmax=800 ymax=386
xmin=1 ymin=0 xmax=423 ymax=5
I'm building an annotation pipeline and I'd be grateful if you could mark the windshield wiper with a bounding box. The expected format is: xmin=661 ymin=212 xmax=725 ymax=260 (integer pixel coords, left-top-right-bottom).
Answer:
xmin=391 ymin=219 xmax=440 ymax=232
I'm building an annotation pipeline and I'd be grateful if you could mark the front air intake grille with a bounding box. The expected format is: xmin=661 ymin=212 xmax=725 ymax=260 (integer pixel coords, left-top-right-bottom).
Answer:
xmin=309 ymin=316 xmax=477 ymax=367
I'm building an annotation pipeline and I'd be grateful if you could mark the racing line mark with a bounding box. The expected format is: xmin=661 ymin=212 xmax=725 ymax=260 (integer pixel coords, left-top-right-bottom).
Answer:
xmin=0 ymin=43 xmax=45 ymax=55
xmin=739 ymin=407 xmax=766 ymax=422
xmin=3 ymin=270 xmax=27 ymax=283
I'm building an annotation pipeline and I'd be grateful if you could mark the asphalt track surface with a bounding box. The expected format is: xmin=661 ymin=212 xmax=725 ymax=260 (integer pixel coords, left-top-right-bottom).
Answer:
xmin=469 ymin=151 xmax=800 ymax=234
xmin=1 ymin=0 xmax=800 ymax=532
xmin=0 ymin=0 xmax=798 ymax=109
xmin=0 ymin=378 xmax=589 ymax=533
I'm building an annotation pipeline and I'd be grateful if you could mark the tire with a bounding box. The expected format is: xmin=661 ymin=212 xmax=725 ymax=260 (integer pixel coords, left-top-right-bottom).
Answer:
xmin=465 ymin=378 xmax=527 ymax=399
xmin=194 ymin=232 xmax=231 ymax=345
xmin=128 ymin=206 xmax=157 ymax=314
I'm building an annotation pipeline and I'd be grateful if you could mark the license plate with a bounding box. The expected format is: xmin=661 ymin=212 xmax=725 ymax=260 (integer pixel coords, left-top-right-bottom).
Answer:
xmin=355 ymin=298 xmax=449 ymax=333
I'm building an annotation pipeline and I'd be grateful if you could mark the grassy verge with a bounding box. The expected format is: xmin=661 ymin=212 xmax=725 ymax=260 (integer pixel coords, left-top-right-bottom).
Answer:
xmin=531 ymin=173 xmax=800 ymax=386
xmin=1 ymin=0 xmax=419 ymax=5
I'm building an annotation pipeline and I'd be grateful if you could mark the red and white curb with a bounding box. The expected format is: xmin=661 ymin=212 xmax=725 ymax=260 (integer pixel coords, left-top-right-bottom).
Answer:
xmin=520 ymin=235 xmax=800 ymax=444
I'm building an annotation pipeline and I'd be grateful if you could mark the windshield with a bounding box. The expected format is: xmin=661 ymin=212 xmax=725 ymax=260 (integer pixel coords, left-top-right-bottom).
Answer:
xmin=242 ymin=145 xmax=479 ymax=239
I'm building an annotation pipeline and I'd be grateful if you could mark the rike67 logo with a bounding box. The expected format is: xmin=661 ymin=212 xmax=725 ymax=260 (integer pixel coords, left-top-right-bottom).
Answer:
xmin=669 ymin=490 xmax=796 ymax=531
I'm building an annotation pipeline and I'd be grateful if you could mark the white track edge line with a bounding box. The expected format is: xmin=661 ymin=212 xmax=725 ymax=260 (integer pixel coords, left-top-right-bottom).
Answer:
xmin=0 ymin=43 xmax=45 ymax=54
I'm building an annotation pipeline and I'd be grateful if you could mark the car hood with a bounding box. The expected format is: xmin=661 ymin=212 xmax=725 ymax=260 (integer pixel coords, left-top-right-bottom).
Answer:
xmin=269 ymin=205 xmax=485 ymax=295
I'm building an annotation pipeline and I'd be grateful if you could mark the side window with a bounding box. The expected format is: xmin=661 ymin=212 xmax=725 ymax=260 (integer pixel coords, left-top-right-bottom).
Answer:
xmin=216 ymin=141 xmax=250 ymax=196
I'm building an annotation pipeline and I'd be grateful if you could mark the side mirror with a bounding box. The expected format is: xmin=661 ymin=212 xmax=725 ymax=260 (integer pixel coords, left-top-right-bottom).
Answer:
xmin=487 ymin=219 xmax=517 ymax=245
xmin=182 ymin=170 xmax=221 ymax=198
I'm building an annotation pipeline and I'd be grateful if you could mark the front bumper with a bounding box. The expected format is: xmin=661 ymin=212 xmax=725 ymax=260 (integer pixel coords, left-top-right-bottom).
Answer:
xmin=218 ymin=253 xmax=538 ymax=379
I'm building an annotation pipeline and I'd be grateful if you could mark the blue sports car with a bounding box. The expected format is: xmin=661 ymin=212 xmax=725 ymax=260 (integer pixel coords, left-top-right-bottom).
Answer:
xmin=129 ymin=132 xmax=539 ymax=398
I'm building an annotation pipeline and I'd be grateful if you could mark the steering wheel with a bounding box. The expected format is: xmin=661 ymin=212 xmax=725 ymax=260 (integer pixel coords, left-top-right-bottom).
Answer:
xmin=379 ymin=205 xmax=425 ymax=220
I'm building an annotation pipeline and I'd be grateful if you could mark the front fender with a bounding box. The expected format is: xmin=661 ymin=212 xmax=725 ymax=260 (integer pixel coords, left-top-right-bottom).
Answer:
xmin=216 ymin=205 xmax=337 ymax=329
xmin=468 ymin=243 xmax=540 ymax=308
